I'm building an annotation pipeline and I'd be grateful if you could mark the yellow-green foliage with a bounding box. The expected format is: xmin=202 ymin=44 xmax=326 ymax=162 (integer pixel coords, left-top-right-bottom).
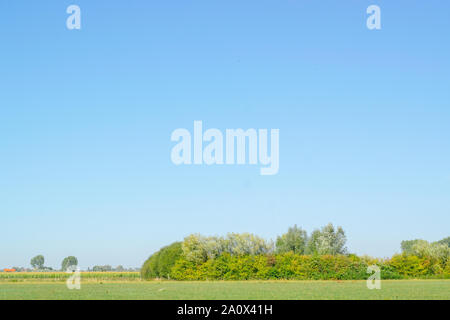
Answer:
xmin=166 ymin=253 xmax=449 ymax=281
xmin=171 ymin=254 xmax=378 ymax=281
xmin=142 ymin=232 xmax=450 ymax=281
xmin=388 ymin=254 xmax=435 ymax=277
xmin=445 ymin=261 xmax=450 ymax=274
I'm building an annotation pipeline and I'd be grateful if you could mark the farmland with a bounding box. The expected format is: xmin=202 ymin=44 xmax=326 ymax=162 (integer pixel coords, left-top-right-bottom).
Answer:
xmin=0 ymin=275 xmax=448 ymax=300
xmin=0 ymin=272 xmax=140 ymax=282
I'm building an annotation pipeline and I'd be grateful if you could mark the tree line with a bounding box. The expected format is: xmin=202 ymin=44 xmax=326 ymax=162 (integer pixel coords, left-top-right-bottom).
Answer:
xmin=141 ymin=224 xmax=450 ymax=280
xmin=28 ymin=255 xmax=79 ymax=271
xmin=2 ymin=255 xmax=139 ymax=273
xmin=180 ymin=223 xmax=347 ymax=265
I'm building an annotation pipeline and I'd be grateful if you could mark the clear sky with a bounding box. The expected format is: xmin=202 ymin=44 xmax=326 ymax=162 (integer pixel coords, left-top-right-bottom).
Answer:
xmin=1 ymin=1 xmax=449 ymax=269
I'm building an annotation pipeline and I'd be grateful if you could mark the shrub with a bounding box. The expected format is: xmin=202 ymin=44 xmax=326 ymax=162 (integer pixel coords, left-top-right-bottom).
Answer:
xmin=141 ymin=242 xmax=182 ymax=280
xmin=388 ymin=254 xmax=431 ymax=277
xmin=169 ymin=252 xmax=446 ymax=281
xmin=171 ymin=254 xmax=372 ymax=281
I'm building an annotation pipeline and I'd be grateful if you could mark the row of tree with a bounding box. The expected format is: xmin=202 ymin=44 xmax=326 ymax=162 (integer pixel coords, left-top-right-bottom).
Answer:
xmin=88 ymin=265 xmax=138 ymax=272
xmin=3 ymin=255 xmax=138 ymax=272
xmin=400 ymin=237 xmax=450 ymax=265
xmin=276 ymin=224 xmax=346 ymax=255
xmin=181 ymin=223 xmax=347 ymax=264
xmin=28 ymin=255 xmax=78 ymax=271
xmin=141 ymin=224 xmax=450 ymax=280
xmin=141 ymin=223 xmax=348 ymax=279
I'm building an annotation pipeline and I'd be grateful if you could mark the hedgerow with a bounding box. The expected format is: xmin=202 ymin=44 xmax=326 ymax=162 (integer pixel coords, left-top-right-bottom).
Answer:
xmin=170 ymin=254 xmax=384 ymax=280
xmin=165 ymin=253 xmax=448 ymax=281
xmin=141 ymin=228 xmax=450 ymax=280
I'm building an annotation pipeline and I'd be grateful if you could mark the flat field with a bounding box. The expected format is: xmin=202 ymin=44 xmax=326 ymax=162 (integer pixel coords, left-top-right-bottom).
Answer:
xmin=0 ymin=277 xmax=448 ymax=300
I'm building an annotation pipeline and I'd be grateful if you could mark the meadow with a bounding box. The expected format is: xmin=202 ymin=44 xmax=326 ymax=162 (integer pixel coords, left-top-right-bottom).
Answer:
xmin=0 ymin=273 xmax=448 ymax=300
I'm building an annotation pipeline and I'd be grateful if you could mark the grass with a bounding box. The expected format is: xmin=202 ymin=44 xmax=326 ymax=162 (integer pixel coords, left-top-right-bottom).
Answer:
xmin=0 ymin=280 xmax=449 ymax=300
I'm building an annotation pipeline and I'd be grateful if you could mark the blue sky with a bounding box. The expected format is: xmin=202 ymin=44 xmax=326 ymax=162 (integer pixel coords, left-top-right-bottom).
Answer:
xmin=1 ymin=1 xmax=449 ymax=269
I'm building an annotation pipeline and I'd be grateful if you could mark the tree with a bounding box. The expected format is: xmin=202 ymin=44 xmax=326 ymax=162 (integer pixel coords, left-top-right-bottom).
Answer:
xmin=437 ymin=237 xmax=450 ymax=248
xmin=417 ymin=241 xmax=449 ymax=264
xmin=141 ymin=242 xmax=183 ymax=279
xmin=182 ymin=234 xmax=211 ymax=264
xmin=30 ymin=255 xmax=45 ymax=270
xmin=92 ymin=265 xmax=112 ymax=272
xmin=181 ymin=233 xmax=273 ymax=264
xmin=401 ymin=239 xmax=450 ymax=265
xmin=115 ymin=265 xmax=125 ymax=272
xmin=61 ymin=256 xmax=78 ymax=271
xmin=401 ymin=239 xmax=424 ymax=255
xmin=276 ymin=225 xmax=308 ymax=254
xmin=306 ymin=223 xmax=347 ymax=255
xmin=223 ymin=233 xmax=273 ymax=256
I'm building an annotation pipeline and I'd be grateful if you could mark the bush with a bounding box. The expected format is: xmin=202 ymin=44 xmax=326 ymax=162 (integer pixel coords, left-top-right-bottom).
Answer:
xmin=141 ymin=242 xmax=182 ymax=280
xmin=388 ymin=254 xmax=431 ymax=277
xmin=171 ymin=254 xmax=374 ymax=281
xmin=169 ymin=252 xmax=447 ymax=281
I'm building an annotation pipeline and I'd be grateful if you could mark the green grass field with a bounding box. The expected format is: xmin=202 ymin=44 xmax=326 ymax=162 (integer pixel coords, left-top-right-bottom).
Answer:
xmin=0 ymin=280 xmax=449 ymax=300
